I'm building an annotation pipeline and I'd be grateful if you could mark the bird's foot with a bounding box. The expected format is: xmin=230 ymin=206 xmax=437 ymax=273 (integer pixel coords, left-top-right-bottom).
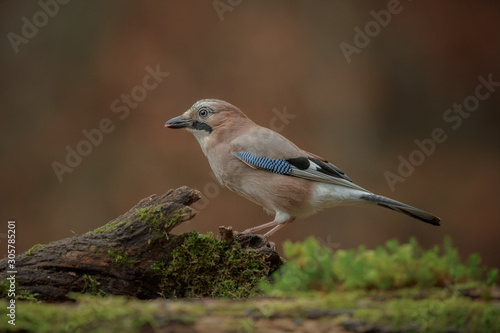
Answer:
xmin=242 ymin=221 xmax=279 ymax=235
xmin=233 ymin=230 xmax=277 ymax=251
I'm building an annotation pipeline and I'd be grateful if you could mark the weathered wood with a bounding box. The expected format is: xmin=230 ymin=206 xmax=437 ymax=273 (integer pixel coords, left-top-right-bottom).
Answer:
xmin=0 ymin=187 xmax=282 ymax=302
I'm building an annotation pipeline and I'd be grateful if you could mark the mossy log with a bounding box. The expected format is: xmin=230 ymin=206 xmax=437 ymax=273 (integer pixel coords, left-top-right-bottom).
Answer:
xmin=0 ymin=187 xmax=283 ymax=302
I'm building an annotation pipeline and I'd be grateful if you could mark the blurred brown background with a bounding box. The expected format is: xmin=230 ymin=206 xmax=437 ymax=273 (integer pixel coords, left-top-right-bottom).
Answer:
xmin=1 ymin=1 xmax=499 ymax=270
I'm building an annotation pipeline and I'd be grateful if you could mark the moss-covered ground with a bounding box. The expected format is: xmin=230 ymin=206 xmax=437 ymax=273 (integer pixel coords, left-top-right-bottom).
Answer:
xmin=151 ymin=231 xmax=270 ymax=298
xmin=1 ymin=236 xmax=499 ymax=332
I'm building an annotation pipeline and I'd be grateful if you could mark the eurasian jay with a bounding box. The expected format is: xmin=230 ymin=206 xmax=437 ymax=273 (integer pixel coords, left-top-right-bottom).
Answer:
xmin=165 ymin=99 xmax=440 ymax=237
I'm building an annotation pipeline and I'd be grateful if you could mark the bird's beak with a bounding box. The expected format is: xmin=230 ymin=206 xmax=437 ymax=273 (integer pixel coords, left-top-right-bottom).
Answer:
xmin=165 ymin=115 xmax=194 ymax=129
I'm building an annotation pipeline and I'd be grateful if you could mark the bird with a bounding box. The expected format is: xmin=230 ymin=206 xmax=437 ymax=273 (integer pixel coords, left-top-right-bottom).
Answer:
xmin=165 ymin=99 xmax=440 ymax=237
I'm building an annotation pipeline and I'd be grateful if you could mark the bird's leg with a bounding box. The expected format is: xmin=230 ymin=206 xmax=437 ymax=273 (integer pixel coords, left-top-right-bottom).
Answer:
xmin=243 ymin=213 xmax=294 ymax=237
xmin=263 ymin=223 xmax=288 ymax=238
xmin=242 ymin=220 xmax=279 ymax=234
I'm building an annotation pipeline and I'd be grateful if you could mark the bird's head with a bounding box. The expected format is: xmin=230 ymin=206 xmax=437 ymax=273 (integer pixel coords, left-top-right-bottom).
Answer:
xmin=165 ymin=99 xmax=250 ymax=151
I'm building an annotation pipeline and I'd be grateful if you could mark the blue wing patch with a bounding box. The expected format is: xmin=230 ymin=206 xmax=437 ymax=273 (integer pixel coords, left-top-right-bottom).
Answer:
xmin=234 ymin=151 xmax=292 ymax=175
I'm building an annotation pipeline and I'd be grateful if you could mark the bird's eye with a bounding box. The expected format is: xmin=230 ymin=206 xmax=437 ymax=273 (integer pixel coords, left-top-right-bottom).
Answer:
xmin=198 ymin=108 xmax=210 ymax=118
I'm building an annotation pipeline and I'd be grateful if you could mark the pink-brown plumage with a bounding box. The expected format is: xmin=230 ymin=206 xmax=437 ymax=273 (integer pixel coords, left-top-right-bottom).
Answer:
xmin=165 ymin=99 xmax=440 ymax=237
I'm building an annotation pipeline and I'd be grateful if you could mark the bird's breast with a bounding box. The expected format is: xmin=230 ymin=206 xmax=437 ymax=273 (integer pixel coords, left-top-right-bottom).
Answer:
xmin=210 ymin=158 xmax=316 ymax=217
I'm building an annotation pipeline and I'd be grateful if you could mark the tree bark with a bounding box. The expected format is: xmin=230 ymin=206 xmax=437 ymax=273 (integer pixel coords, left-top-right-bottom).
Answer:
xmin=0 ymin=186 xmax=282 ymax=302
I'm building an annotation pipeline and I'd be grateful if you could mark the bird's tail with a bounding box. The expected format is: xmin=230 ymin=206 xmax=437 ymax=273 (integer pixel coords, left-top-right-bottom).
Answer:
xmin=360 ymin=194 xmax=441 ymax=226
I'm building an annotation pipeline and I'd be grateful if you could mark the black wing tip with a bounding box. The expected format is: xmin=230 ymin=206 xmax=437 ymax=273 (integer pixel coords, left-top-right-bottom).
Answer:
xmin=341 ymin=173 xmax=353 ymax=182
xmin=308 ymin=157 xmax=353 ymax=182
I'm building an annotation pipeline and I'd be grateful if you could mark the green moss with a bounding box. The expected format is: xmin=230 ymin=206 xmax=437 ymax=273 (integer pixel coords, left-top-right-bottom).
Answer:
xmin=89 ymin=218 xmax=130 ymax=235
xmin=236 ymin=318 xmax=254 ymax=333
xmin=1 ymin=289 xmax=498 ymax=332
xmin=17 ymin=290 xmax=39 ymax=302
xmin=107 ymin=249 xmax=136 ymax=266
xmin=0 ymin=295 xmax=175 ymax=333
xmin=255 ymin=236 xmax=500 ymax=331
xmin=150 ymin=261 xmax=166 ymax=272
xmin=153 ymin=232 xmax=269 ymax=298
xmin=3 ymin=235 xmax=497 ymax=332
xmin=0 ymin=279 xmax=39 ymax=302
xmin=0 ymin=279 xmax=11 ymax=298
xmin=353 ymin=293 xmax=500 ymax=333
xmin=261 ymin=236 xmax=498 ymax=295
xmin=25 ymin=243 xmax=46 ymax=255
xmin=82 ymin=274 xmax=106 ymax=297
xmin=137 ymin=206 xmax=186 ymax=237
